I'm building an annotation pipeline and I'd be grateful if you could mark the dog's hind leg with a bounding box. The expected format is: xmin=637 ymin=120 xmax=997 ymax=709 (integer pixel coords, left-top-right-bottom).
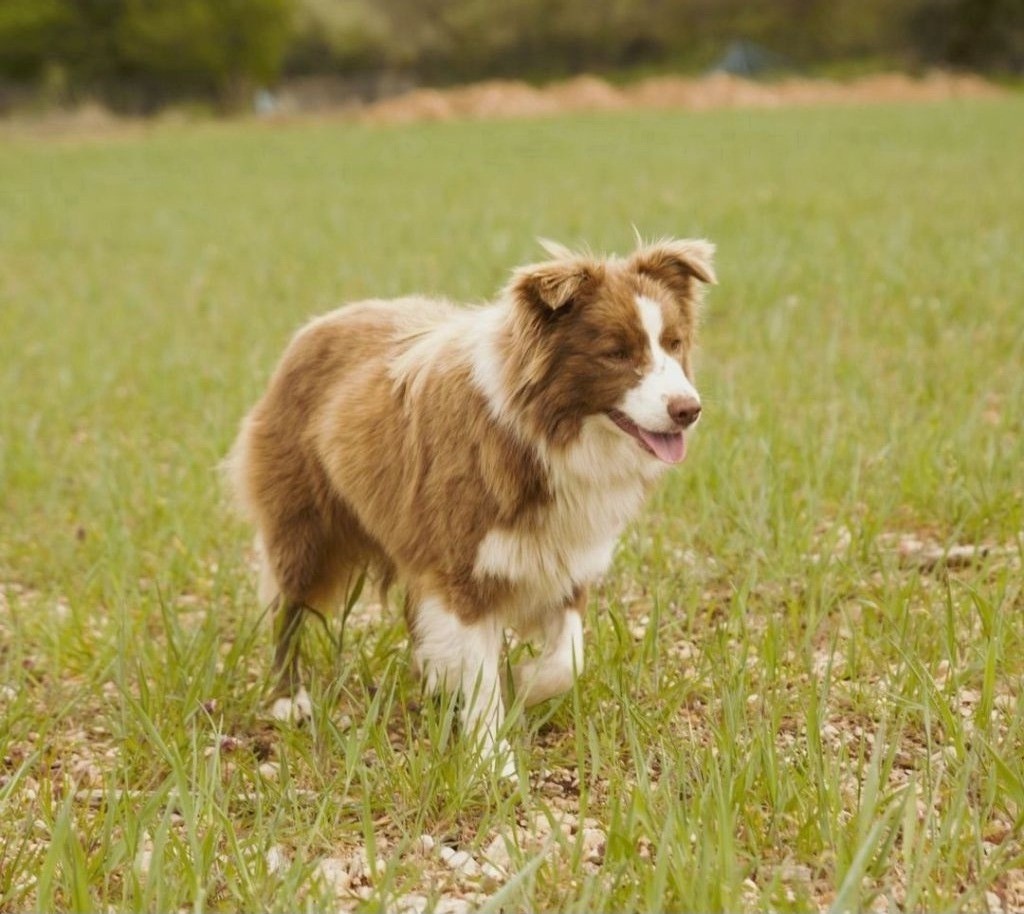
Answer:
xmin=512 ymin=586 xmax=586 ymax=708
xmin=268 ymin=596 xmax=314 ymax=723
xmin=261 ymin=508 xmax=334 ymax=724
xmin=254 ymin=537 xmax=306 ymax=697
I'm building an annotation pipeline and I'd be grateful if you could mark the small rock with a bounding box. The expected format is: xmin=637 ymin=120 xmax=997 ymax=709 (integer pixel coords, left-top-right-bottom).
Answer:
xmin=580 ymin=827 xmax=606 ymax=864
xmin=986 ymin=890 xmax=1003 ymax=913
xmin=134 ymin=832 xmax=154 ymax=880
xmin=258 ymin=762 xmax=279 ymax=781
xmin=984 ymin=820 xmax=1013 ymax=844
xmin=526 ymin=814 xmax=550 ymax=839
xmin=779 ymin=863 xmax=812 ymax=882
xmin=433 ymin=898 xmax=473 ymax=914
xmin=483 ymin=833 xmax=512 ymax=870
xmin=439 ymin=846 xmax=481 ymax=877
xmin=314 ymin=856 xmax=351 ymax=895
xmin=480 ymin=861 xmax=506 ymax=885
xmin=346 ymin=847 xmax=386 ymax=883
xmin=740 ymin=877 xmax=760 ymax=907
xmin=270 ymin=687 xmax=312 ymax=724
xmin=265 ymin=844 xmax=285 ymax=875
xmin=393 ymin=893 xmax=428 ymax=914
xmin=993 ymin=694 xmax=1016 ymax=712
xmin=958 ymin=688 xmax=981 ymax=709
xmin=414 ymin=834 xmax=435 ymax=854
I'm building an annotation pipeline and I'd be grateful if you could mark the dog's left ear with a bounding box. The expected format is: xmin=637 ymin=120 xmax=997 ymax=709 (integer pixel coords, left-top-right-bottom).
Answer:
xmin=630 ymin=239 xmax=717 ymax=303
xmin=507 ymin=250 xmax=605 ymax=314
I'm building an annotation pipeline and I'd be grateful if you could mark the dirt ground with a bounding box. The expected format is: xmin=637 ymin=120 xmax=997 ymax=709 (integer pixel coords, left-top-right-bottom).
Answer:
xmin=358 ymin=71 xmax=1004 ymax=125
xmin=2 ymin=71 xmax=1006 ymax=139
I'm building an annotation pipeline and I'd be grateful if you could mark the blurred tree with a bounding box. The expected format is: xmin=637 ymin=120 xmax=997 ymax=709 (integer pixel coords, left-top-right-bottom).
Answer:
xmin=0 ymin=0 xmax=70 ymax=79
xmin=908 ymin=0 xmax=1024 ymax=71
xmin=58 ymin=0 xmax=129 ymax=85
xmin=1 ymin=0 xmax=1020 ymax=113
xmin=117 ymin=0 xmax=294 ymax=107
xmin=0 ymin=0 xmax=129 ymax=103
xmin=286 ymin=0 xmax=390 ymax=74
xmin=0 ymin=0 xmax=293 ymax=108
xmin=369 ymin=0 xmax=700 ymax=81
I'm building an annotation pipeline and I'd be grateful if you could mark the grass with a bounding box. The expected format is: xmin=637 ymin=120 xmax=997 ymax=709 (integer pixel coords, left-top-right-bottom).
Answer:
xmin=1 ymin=96 xmax=1023 ymax=912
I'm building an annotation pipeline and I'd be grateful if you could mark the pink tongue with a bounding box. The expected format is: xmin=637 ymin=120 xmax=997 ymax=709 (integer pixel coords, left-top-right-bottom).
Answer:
xmin=638 ymin=429 xmax=687 ymax=464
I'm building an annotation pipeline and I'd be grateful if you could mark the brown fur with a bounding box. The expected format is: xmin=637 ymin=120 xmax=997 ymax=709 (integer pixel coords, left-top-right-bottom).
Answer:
xmin=225 ymin=239 xmax=715 ymax=695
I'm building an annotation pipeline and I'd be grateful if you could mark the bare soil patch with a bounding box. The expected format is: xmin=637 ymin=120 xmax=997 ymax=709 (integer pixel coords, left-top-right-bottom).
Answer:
xmin=361 ymin=71 xmax=1004 ymax=125
xmin=1 ymin=71 xmax=1006 ymax=141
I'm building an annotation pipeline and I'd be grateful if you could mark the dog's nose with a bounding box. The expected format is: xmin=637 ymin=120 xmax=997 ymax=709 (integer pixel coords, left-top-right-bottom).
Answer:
xmin=667 ymin=395 xmax=702 ymax=428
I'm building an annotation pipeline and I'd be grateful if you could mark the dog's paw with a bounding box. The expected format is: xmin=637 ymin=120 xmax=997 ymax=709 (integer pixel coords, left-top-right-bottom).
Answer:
xmin=270 ymin=686 xmax=312 ymax=725
xmin=498 ymin=758 xmax=518 ymax=784
xmin=493 ymin=739 xmax=518 ymax=784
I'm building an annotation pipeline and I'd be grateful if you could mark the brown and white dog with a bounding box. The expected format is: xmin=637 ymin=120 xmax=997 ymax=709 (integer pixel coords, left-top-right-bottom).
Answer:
xmin=226 ymin=237 xmax=715 ymax=777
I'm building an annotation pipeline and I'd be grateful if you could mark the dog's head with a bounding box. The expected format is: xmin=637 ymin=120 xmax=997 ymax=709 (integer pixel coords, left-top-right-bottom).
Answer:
xmin=502 ymin=237 xmax=716 ymax=466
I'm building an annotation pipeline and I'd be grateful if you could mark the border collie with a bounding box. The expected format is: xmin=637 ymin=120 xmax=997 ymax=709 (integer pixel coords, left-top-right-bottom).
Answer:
xmin=226 ymin=237 xmax=715 ymax=777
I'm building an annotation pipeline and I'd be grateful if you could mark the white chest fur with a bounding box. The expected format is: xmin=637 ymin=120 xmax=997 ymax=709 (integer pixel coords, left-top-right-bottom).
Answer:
xmin=473 ymin=419 xmax=658 ymax=616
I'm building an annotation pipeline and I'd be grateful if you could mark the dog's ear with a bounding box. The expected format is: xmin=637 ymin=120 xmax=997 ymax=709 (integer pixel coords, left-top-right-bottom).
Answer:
xmin=630 ymin=239 xmax=717 ymax=302
xmin=507 ymin=250 xmax=605 ymax=314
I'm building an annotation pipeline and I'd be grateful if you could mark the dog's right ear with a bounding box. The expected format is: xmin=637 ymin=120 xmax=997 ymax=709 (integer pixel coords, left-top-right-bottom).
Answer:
xmin=507 ymin=251 xmax=605 ymax=314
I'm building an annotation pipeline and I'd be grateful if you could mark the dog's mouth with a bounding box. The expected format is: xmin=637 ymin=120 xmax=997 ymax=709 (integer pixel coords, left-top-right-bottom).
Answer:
xmin=607 ymin=410 xmax=687 ymax=464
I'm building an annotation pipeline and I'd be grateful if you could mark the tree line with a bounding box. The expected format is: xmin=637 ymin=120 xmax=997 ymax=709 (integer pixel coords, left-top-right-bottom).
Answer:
xmin=0 ymin=0 xmax=1020 ymax=112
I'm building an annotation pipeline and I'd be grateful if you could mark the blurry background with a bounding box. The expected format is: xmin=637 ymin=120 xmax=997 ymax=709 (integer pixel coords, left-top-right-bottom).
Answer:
xmin=0 ymin=0 xmax=1021 ymax=115
xmin=2 ymin=1 xmax=1024 ymax=911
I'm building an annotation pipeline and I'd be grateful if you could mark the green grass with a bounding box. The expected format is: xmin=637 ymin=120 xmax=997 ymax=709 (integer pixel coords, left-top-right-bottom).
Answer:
xmin=1 ymin=97 xmax=1023 ymax=912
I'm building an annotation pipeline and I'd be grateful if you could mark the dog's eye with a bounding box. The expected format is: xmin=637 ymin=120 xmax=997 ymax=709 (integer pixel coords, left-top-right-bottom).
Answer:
xmin=604 ymin=348 xmax=630 ymax=362
xmin=667 ymin=338 xmax=683 ymax=354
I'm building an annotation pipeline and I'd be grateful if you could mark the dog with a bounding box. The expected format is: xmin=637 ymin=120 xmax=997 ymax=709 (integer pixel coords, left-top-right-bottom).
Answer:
xmin=225 ymin=237 xmax=715 ymax=777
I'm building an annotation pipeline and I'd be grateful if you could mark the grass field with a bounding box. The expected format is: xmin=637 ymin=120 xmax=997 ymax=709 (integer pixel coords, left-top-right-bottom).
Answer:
xmin=1 ymin=97 xmax=1023 ymax=912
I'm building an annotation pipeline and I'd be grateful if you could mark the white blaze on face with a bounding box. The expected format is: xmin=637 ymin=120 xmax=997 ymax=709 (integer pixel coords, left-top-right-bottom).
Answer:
xmin=616 ymin=296 xmax=700 ymax=431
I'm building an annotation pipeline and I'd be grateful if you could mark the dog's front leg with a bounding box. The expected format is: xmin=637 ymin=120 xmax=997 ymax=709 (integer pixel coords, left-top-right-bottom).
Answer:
xmin=411 ymin=596 xmax=514 ymax=779
xmin=513 ymin=586 xmax=586 ymax=707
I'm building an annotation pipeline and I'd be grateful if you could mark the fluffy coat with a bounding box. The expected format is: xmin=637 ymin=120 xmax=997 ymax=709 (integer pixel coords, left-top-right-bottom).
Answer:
xmin=226 ymin=238 xmax=715 ymax=775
